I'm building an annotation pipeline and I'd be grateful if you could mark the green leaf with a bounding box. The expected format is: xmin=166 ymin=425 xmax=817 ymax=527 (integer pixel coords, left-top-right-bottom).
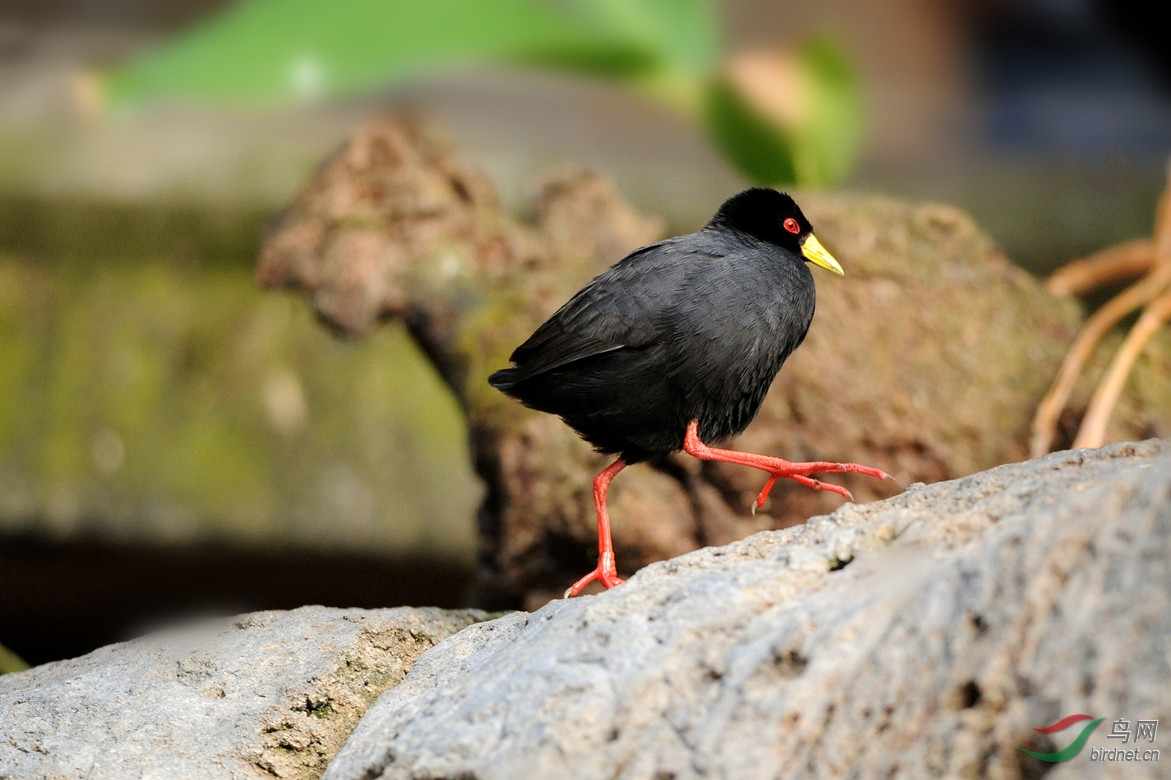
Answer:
xmin=703 ymin=35 xmax=863 ymax=186
xmin=555 ymin=0 xmax=718 ymax=74
xmin=104 ymin=0 xmax=715 ymax=108
xmin=796 ymin=35 xmax=864 ymax=186
xmin=703 ymin=76 xmax=799 ymax=186
xmin=101 ymin=1 xmax=865 ymax=186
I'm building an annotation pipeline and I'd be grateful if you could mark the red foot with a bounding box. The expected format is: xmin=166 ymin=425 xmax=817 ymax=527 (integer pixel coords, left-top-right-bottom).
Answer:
xmin=564 ymin=458 xmax=628 ymax=598
xmin=564 ymin=551 xmax=626 ymax=597
xmin=683 ymin=421 xmax=892 ymax=511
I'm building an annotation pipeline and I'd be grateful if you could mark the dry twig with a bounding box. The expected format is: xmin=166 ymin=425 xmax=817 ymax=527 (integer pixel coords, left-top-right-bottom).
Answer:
xmin=1030 ymin=164 xmax=1171 ymax=456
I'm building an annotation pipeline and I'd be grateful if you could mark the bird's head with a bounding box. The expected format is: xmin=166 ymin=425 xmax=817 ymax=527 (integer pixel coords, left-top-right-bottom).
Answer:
xmin=709 ymin=188 xmax=844 ymax=275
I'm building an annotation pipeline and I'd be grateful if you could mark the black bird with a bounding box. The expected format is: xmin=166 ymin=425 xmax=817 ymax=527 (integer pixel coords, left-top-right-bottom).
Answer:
xmin=489 ymin=188 xmax=890 ymax=596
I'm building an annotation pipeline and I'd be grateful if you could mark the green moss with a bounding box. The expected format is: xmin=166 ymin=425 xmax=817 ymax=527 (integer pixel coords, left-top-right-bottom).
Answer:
xmin=334 ymin=655 xmax=404 ymax=708
xmin=0 ymin=202 xmax=479 ymax=558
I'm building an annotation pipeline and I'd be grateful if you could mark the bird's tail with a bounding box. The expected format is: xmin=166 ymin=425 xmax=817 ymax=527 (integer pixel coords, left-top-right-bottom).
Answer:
xmin=488 ymin=368 xmax=517 ymax=391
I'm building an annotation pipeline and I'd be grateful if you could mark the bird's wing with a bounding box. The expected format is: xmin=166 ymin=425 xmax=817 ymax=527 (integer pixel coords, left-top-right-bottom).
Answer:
xmin=508 ymin=239 xmax=696 ymax=382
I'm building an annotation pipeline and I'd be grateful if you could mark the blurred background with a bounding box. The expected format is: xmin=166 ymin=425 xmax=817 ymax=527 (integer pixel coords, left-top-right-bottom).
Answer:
xmin=1 ymin=0 xmax=1168 ymax=670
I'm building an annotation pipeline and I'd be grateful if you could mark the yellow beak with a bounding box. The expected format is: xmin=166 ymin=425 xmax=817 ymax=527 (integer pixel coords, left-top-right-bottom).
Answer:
xmin=801 ymin=234 xmax=844 ymax=275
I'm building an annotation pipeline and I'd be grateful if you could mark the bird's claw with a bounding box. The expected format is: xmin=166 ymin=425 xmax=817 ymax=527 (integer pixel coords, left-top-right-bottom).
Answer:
xmin=564 ymin=552 xmax=625 ymax=597
xmin=752 ymin=463 xmax=890 ymax=509
xmin=753 ymin=474 xmax=781 ymax=513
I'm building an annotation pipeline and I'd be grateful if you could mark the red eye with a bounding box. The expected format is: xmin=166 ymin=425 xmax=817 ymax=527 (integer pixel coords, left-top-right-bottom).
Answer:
xmin=783 ymin=218 xmax=800 ymax=234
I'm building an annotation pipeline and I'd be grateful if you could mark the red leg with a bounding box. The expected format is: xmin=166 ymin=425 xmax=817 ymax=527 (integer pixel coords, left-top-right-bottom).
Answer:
xmin=683 ymin=421 xmax=892 ymax=511
xmin=564 ymin=457 xmax=628 ymax=597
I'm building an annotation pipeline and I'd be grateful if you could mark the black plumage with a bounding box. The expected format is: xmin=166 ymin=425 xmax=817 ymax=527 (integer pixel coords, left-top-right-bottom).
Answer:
xmin=490 ymin=188 xmax=822 ymax=462
xmin=489 ymin=188 xmax=886 ymax=597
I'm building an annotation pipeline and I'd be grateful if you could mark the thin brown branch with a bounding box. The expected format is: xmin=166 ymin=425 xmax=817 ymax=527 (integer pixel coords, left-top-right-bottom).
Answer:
xmin=1070 ymin=165 xmax=1171 ymax=448
xmin=1073 ymin=286 xmax=1171 ymax=448
xmin=1031 ymin=159 xmax=1171 ymax=455
xmin=1029 ymin=262 xmax=1171 ymax=456
xmin=1044 ymin=239 xmax=1155 ymax=297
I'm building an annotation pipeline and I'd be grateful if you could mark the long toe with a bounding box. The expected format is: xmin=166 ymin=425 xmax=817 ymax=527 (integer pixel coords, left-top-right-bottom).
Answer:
xmin=564 ymin=569 xmax=599 ymax=598
xmin=843 ymin=463 xmax=892 ymax=481
xmin=564 ymin=564 xmax=626 ymax=598
xmin=757 ymin=472 xmax=852 ymax=507
xmin=786 ymin=474 xmax=853 ymax=499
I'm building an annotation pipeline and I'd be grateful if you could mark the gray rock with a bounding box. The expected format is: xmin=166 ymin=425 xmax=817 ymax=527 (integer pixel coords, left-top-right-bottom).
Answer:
xmin=3 ymin=443 xmax=1165 ymax=780
xmin=325 ymin=440 xmax=1170 ymax=780
xmin=0 ymin=606 xmax=487 ymax=780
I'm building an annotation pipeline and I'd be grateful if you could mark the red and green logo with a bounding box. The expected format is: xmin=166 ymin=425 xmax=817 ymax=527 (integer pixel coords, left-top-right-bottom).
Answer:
xmin=1019 ymin=714 xmax=1104 ymax=762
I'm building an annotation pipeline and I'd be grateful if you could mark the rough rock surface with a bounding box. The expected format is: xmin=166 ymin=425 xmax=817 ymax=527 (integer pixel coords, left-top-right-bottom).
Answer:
xmin=324 ymin=440 xmax=1170 ymax=780
xmin=258 ymin=116 xmax=1170 ymax=608
xmin=0 ymin=606 xmax=487 ymax=780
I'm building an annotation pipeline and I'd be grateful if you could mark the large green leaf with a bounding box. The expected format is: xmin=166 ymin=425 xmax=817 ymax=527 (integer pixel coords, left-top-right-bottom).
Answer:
xmin=554 ymin=0 xmax=718 ymax=75
xmin=795 ymin=36 xmax=865 ymax=186
xmin=104 ymin=0 xmax=862 ymax=186
xmin=104 ymin=0 xmax=715 ymax=108
xmin=704 ymin=36 xmax=863 ymax=186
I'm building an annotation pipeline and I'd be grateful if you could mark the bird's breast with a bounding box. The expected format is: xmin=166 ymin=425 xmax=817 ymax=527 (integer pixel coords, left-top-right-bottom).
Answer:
xmin=666 ymin=260 xmax=815 ymax=441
